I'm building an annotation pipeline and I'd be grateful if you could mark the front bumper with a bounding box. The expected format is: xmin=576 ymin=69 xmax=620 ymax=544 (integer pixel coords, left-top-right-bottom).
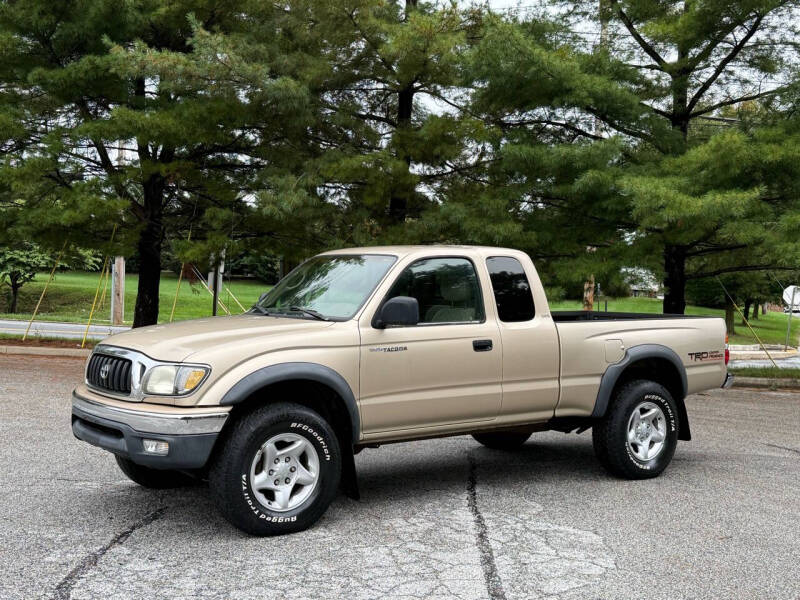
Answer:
xmin=71 ymin=391 xmax=229 ymax=469
xmin=722 ymin=372 xmax=734 ymax=389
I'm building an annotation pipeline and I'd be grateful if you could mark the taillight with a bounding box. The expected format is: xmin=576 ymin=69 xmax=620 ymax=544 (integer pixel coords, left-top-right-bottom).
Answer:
xmin=724 ymin=334 xmax=730 ymax=365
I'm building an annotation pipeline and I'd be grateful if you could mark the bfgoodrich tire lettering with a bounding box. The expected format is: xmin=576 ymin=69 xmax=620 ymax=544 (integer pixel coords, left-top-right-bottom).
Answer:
xmin=209 ymin=402 xmax=341 ymax=536
xmin=592 ymin=380 xmax=679 ymax=480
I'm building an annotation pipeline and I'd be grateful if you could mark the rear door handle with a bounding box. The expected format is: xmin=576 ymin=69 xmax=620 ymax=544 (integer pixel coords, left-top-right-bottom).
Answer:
xmin=473 ymin=339 xmax=493 ymax=352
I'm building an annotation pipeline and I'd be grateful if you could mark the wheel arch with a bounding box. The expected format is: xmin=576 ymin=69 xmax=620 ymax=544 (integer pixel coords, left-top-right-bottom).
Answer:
xmin=593 ymin=344 xmax=691 ymax=441
xmin=219 ymin=362 xmax=360 ymax=446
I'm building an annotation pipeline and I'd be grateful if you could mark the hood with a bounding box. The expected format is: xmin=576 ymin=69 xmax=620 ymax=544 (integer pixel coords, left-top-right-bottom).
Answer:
xmin=99 ymin=314 xmax=336 ymax=362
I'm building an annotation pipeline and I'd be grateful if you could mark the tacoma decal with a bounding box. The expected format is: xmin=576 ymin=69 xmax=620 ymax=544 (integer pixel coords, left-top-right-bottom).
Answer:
xmin=369 ymin=346 xmax=408 ymax=353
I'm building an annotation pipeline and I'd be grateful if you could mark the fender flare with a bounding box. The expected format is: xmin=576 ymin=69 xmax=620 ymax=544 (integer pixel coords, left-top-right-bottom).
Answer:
xmin=592 ymin=344 xmax=691 ymax=440
xmin=220 ymin=362 xmax=360 ymax=445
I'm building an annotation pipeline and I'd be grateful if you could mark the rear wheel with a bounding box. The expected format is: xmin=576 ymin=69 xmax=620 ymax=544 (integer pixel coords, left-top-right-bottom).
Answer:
xmin=208 ymin=402 xmax=341 ymax=536
xmin=472 ymin=431 xmax=531 ymax=450
xmin=592 ymin=380 xmax=679 ymax=479
xmin=115 ymin=456 xmax=197 ymax=489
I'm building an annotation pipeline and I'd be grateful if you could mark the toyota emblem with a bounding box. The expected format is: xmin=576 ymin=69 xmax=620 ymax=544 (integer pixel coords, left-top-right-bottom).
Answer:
xmin=99 ymin=364 xmax=110 ymax=380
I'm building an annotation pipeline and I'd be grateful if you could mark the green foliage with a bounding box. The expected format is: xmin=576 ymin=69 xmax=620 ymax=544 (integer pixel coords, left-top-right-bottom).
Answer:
xmin=0 ymin=270 xmax=268 ymax=324
xmin=727 ymin=367 xmax=800 ymax=380
xmin=0 ymin=243 xmax=50 ymax=312
xmin=1 ymin=0 xmax=799 ymax=320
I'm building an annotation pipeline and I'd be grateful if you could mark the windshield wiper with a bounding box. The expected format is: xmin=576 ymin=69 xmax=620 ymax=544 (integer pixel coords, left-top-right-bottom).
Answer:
xmin=288 ymin=306 xmax=329 ymax=321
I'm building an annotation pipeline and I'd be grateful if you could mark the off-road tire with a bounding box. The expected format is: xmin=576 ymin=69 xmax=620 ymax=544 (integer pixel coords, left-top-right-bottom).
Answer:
xmin=208 ymin=402 xmax=341 ymax=536
xmin=592 ymin=379 xmax=679 ymax=479
xmin=115 ymin=456 xmax=197 ymax=488
xmin=472 ymin=431 xmax=532 ymax=450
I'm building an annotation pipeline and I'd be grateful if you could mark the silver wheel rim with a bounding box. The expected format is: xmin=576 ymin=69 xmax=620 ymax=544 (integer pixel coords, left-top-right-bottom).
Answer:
xmin=626 ymin=401 xmax=667 ymax=462
xmin=249 ymin=432 xmax=320 ymax=512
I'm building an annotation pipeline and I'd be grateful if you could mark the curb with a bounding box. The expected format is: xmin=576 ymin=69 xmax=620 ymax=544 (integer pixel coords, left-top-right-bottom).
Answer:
xmin=731 ymin=376 xmax=800 ymax=390
xmin=0 ymin=345 xmax=91 ymax=358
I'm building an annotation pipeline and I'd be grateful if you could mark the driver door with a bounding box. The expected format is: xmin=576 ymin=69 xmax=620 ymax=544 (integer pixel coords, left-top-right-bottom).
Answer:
xmin=358 ymin=256 xmax=502 ymax=435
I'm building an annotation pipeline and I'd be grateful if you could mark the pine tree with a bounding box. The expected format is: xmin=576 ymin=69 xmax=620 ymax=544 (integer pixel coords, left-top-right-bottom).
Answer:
xmin=298 ymin=0 xmax=484 ymax=241
xmin=564 ymin=0 xmax=800 ymax=312
xmin=0 ymin=0 xmax=326 ymax=326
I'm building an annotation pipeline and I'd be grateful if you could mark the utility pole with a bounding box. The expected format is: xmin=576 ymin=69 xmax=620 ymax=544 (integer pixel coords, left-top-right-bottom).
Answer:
xmin=583 ymin=0 xmax=609 ymax=312
xmin=110 ymin=256 xmax=125 ymax=325
xmin=209 ymin=250 xmax=225 ymax=316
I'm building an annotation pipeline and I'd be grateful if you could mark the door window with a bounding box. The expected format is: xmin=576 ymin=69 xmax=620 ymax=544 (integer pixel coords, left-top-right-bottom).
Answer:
xmin=486 ymin=256 xmax=535 ymax=322
xmin=383 ymin=257 xmax=485 ymax=324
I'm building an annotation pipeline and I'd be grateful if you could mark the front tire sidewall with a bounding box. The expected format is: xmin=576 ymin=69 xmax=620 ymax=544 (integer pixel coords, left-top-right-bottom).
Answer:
xmin=211 ymin=404 xmax=341 ymax=536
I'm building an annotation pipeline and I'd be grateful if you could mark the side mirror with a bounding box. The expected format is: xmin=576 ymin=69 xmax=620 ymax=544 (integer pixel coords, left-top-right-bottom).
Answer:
xmin=375 ymin=296 xmax=419 ymax=328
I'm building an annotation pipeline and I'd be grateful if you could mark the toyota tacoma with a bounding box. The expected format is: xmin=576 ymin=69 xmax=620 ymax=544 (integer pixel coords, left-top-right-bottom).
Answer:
xmin=71 ymin=246 xmax=733 ymax=535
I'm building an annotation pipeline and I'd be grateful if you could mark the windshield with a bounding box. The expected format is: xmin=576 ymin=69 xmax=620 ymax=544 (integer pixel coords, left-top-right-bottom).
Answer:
xmin=253 ymin=254 xmax=397 ymax=320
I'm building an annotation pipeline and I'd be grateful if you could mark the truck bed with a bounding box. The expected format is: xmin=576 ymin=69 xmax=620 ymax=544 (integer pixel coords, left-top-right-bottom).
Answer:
xmin=552 ymin=311 xmax=707 ymax=322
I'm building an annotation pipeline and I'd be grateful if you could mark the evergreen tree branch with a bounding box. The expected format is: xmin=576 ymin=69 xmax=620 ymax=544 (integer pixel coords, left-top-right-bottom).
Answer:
xmin=344 ymin=10 xmax=397 ymax=76
xmin=686 ymin=243 xmax=749 ymax=257
xmin=689 ymin=88 xmax=783 ymax=117
xmin=686 ymin=13 xmax=764 ymax=114
xmin=499 ymin=118 xmax=603 ymax=140
xmin=585 ymin=107 xmax=656 ymax=145
xmin=608 ymin=0 xmax=667 ymax=68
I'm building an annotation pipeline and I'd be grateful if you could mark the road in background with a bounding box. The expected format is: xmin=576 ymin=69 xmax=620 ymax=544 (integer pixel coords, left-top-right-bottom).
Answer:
xmin=1 ymin=355 xmax=798 ymax=600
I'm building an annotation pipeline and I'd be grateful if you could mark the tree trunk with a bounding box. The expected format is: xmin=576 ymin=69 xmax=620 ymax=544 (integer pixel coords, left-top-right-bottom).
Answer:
xmin=752 ymin=302 xmax=760 ymax=320
xmin=724 ymin=296 xmax=736 ymax=336
xmin=663 ymin=245 xmax=687 ymax=314
xmin=388 ymin=0 xmax=418 ymax=224
xmin=742 ymin=299 xmax=752 ymax=324
xmin=132 ymin=180 xmax=165 ymax=328
xmin=389 ymin=83 xmax=414 ymax=224
xmin=9 ymin=281 xmax=20 ymax=314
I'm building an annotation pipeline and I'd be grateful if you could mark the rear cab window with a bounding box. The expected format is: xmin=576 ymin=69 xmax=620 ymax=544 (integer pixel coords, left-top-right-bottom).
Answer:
xmin=486 ymin=256 xmax=535 ymax=322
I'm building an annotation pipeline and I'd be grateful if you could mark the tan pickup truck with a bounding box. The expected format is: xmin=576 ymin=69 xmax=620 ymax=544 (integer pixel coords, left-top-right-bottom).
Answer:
xmin=72 ymin=246 xmax=732 ymax=535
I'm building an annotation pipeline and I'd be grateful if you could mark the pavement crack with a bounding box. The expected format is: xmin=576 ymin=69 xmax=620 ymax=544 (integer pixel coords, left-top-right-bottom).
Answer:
xmin=466 ymin=454 xmax=507 ymax=600
xmin=52 ymin=506 xmax=167 ymax=600
xmin=766 ymin=443 xmax=800 ymax=455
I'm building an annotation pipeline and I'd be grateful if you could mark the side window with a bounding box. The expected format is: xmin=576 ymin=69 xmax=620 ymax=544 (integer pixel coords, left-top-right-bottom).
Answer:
xmin=486 ymin=256 xmax=535 ymax=322
xmin=384 ymin=257 xmax=485 ymax=324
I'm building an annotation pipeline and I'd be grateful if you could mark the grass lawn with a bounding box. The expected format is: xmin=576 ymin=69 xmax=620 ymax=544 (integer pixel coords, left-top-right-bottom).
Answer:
xmin=549 ymin=296 xmax=799 ymax=346
xmin=1 ymin=274 xmax=797 ymax=347
xmin=727 ymin=366 xmax=800 ymax=379
xmin=0 ymin=271 xmax=269 ymax=325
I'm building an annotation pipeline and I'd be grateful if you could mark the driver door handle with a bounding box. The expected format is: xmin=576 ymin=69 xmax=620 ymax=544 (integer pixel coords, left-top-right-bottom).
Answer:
xmin=473 ymin=339 xmax=493 ymax=352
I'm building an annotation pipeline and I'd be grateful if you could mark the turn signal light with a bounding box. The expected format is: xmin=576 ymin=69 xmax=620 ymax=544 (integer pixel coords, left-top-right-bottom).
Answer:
xmin=143 ymin=439 xmax=169 ymax=456
xmin=725 ymin=334 xmax=730 ymax=365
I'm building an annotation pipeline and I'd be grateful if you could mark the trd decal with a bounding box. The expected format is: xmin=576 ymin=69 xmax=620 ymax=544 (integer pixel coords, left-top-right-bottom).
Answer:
xmin=687 ymin=350 xmax=724 ymax=361
xmin=369 ymin=346 xmax=408 ymax=353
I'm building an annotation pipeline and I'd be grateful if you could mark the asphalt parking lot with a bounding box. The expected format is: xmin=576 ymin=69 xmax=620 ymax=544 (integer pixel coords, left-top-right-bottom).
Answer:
xmin=1 ymin=355 xmax=798 ymax=600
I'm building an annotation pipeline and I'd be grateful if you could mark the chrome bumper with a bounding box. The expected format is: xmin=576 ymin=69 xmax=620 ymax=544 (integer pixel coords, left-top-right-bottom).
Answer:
xmin=71 ymin=390 xmax=229 ymax=469
xmin=722 ymin=373 xmax=734 ymax=389
xmin=72 ymin=392 xmax=229 ymax=435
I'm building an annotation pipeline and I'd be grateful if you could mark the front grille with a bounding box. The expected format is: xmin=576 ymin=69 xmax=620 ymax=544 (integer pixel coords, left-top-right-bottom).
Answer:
xmin=87 ymin=353 xmax=132 ymax=395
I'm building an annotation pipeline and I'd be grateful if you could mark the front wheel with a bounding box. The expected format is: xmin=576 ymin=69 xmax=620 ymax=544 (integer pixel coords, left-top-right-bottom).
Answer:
xmin=592 ymin=380 xmax=679 ymax=479
xmin=208 ymin=402 xmax=341 ymax=536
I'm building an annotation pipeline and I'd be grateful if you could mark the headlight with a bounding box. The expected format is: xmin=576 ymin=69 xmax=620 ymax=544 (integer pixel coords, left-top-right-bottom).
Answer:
xmin=143 ymin=365 xmax=209 ymax=395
